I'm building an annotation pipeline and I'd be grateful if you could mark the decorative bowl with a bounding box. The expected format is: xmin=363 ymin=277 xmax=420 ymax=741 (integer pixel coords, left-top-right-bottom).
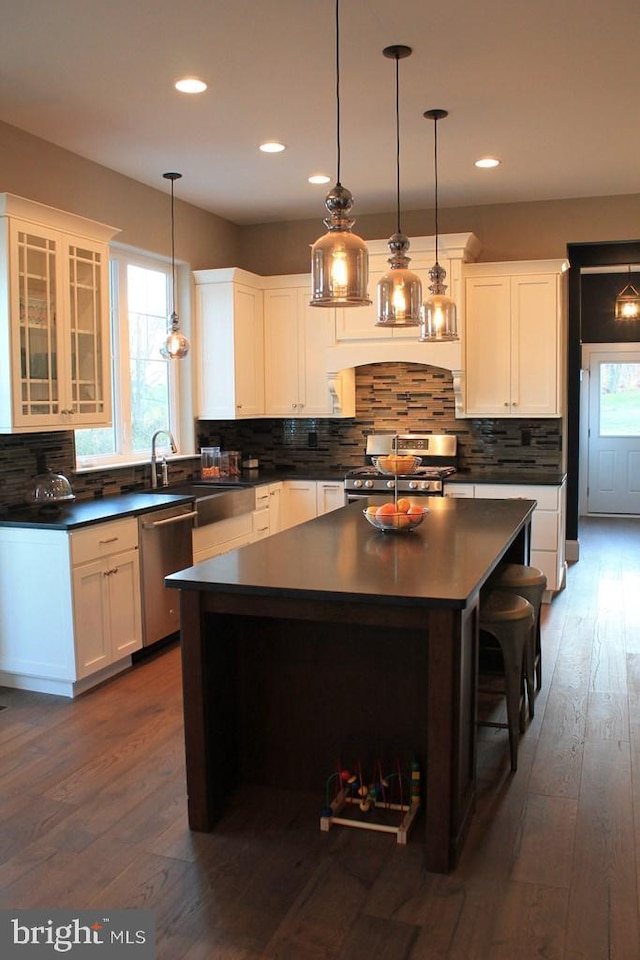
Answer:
xmin=373 ymin=455 xmax=422 ymax=476
xmin=363 ymin=506 xmax=429 ymax=533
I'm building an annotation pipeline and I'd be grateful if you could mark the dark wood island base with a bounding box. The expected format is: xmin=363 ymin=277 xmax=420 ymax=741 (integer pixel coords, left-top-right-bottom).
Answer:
xmin=168 ymin=497 xmax=533 ymax=874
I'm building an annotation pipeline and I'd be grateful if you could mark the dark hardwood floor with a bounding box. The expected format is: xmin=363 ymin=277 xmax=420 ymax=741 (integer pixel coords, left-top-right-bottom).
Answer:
xmin=1 ymin=516 xmax=640 ymax=958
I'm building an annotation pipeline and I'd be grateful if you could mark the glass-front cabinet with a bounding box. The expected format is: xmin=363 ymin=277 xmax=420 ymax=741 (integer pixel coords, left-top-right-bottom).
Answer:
xmin=0 ymin=194 xmax=120 ymax=432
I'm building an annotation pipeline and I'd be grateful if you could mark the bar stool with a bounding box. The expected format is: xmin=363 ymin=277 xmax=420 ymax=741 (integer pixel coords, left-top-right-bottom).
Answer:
xmin=487 ymin=563 xmax=547 ymax=717
xmin=478 ymin=591 xmax=535 ymax=772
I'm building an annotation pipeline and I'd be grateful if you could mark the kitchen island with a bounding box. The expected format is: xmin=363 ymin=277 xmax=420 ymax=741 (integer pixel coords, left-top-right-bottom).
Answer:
xmin=167 ymin=496 xmax=534 ymax=873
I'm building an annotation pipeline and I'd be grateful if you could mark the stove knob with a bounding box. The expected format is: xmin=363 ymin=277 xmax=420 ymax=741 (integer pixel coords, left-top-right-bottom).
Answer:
xmin=420 ymin=481 xmax=431 ymax=492
xmin=408 ymin=480 xmax=418 ymax=490
xmin=353 ymin=479 xmax=363 ymax=489
xmin=364 ymin=479 xmax=375 ymax=489
xmin=386 ymin=479 xmax=395 ymax=489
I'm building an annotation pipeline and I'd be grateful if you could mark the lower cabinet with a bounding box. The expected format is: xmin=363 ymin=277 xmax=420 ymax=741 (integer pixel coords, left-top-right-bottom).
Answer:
xmin=316 ymin=481 xmax=346 ymax=515
xmin=281 ymin=480 xmax=318 ymax=530
xmin=444 ymin=480 xmax=567 ymax=597
xmin=0 ymin=517 xmax=142 ymax=697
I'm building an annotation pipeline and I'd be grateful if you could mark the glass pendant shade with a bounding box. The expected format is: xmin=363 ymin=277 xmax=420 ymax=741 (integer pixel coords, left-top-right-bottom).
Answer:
xmin=310 ymin=183 xmax=370 ymax=307
xmin=160 ymin=312 xmax=190 ymax=359
xmin=420 ymin=262 xmax=458 ymax=341
xmin=615 ymin=279 xmax=640 ymax=320
xmin=160 ymin=171 xmax=190 ymax=359
xmin=419 ymin=109 xmax=458 ymax=341
xmin=376 ymin=232 xmax=422 ymax=326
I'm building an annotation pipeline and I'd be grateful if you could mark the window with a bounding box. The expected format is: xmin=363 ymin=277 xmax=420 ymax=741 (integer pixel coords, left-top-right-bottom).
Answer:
xmin=599 ymin=361 xmax=640 ymax=437
xmin=75 ymin=250 xmax=187 ymax=468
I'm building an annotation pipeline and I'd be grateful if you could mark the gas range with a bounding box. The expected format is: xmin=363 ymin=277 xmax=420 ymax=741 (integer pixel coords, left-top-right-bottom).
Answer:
xmin=344 ymin=433 xmax=457 ymax=497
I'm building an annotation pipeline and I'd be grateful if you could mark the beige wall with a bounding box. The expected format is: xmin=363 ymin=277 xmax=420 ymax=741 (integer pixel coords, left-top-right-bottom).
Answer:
xmin=3 ymin=116 xmax=640 ymax=276
xmin=0 ymin=119 xmax=240 ymax=269
xmin=239 ymin=195 xmax=640 ymax=276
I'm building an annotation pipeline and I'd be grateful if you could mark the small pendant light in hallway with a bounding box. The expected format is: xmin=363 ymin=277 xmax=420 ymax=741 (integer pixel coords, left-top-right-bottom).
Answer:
xmin=419 ymin=109 xmax=458 ymax=341
xmin=376 ymin=44 xmax=422 ymax=327
xmin=160 ymin=171 xmax=190 ymax=359
xmin=309 ymin=0 xmax=370 ymax=308
xmin=615 ymin=265 xmax=640 ymax=320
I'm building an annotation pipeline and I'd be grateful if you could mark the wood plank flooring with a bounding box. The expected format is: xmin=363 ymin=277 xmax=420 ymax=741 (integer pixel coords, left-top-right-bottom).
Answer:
xmin=1 ymin=515 xmax=640 ymax=958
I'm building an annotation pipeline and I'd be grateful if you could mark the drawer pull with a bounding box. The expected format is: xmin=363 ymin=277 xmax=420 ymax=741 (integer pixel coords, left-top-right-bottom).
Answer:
xmin=99 ymin=536 xmax=119 ymax=544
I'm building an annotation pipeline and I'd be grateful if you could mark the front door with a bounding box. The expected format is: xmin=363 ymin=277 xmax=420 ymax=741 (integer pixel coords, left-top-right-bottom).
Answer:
xmin=587 ymin=349 xmax=640 ymax=514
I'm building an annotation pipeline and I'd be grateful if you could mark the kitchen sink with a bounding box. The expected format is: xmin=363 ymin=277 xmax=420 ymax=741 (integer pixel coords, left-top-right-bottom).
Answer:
xmin=141 ymin=482 xmax=255 ymax=527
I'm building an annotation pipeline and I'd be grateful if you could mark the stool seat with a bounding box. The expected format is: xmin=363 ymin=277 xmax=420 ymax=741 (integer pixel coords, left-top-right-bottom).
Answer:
xmin=479 ymin=590 xmax=535 ymax=772
xmin=488 ymin=563 xmax=547 ymax=711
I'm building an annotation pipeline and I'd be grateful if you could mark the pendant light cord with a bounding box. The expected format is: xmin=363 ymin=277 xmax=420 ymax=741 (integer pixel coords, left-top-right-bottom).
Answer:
xmin=395 ymin=53 xmax=401 ymax=235
xmin=433 ymin=116 xmax=440 ymax=265
xmin=170 ymin=178 xmax=177 ymax=315
xmin=335 ymin=0 xmax=341 ymax=185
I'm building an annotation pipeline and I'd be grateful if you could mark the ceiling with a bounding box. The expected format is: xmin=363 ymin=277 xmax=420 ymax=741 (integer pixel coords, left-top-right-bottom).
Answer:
xmin=1 ymin=0 xmax=638 ymax=226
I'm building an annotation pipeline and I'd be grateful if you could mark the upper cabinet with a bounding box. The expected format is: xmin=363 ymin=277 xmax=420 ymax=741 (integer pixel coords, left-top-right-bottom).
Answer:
xmin=463 ymin=259 xmax=568 ymax=418
xmin=0 ymin=194 xmax=120 ymax=433
xmin=194 ymin=268 xmax=265 ymax=419
xmin=263 ymin=277 xmax=354 ymax=418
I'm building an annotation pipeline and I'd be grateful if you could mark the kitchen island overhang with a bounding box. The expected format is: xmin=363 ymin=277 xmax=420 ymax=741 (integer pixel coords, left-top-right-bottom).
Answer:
xmin=167 ymin=496 xmax=534 ymax=873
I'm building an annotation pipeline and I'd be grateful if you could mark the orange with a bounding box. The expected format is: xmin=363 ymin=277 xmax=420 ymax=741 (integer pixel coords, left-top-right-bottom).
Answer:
xmin=365 ymin=505 xmax=378 ymax=517
xmin=407 ymin=505 xmax=424 ymax=517
xmin=376 ymin=502 xmax=396 ymax=517
xmin=396 ymin=497 xmax=411 ymax=513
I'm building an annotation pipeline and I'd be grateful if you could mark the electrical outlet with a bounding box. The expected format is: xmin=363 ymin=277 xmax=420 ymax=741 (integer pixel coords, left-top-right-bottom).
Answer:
xmin=308 ymin=431 xmax=318 ymax=448
xmin=521 ymin=428 xmax=531 ymax=446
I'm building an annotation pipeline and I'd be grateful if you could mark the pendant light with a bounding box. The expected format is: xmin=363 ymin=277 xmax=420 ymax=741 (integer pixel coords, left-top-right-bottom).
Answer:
xmin=419 ymin=109 xmax=458 ymax=342
xmin=160 ymin=171 xmax=190 ymax=359
xmin=376 ymin=45 xmax=422 ymax=327
xmin=310 ymin=0 xmax=370 ymax=308
xmin=615 ymin=265 xmax=640 ymax=320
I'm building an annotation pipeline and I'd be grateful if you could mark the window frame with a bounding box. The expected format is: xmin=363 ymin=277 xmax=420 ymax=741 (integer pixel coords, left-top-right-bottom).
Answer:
xmin=74 ymin=245 xmax=195 ymax=472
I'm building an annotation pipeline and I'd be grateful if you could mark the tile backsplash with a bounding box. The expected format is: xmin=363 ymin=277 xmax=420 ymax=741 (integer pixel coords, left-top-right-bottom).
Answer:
xmin=0 ymin=362 xmax=562 ymax=509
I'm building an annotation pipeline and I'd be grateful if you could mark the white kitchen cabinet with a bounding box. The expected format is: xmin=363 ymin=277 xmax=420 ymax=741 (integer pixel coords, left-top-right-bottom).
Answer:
xmin=316 ymin=480 xmax=346 ymax=515
xmin=268 ymin=482 xmax=282 ymax=533
xmin=0 ymin=194 xmax=119 ymax=433
xmin=444 ymin=479 xmax=567 ymax=597
xmin=281 ymin=479 xmax=318 ymax=530
xmin=70 ymin=519 xmax=142 ymax=680
xmin=264 ymin=279 xmax=354 ymax=417
xmin=194 ymin=268 xmax=265 ymax=419
xmin=0 ymin=517 xmax=141 ymax=697
xmin=463 ymin=260 xmax=567 ymax=417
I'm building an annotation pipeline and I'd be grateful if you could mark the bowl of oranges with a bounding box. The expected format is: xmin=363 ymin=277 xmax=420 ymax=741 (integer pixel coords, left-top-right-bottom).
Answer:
xmin=372 ymin=454 xmax=422 ymax=476
xmin=363 ymin=497 xmax=429 ymax=533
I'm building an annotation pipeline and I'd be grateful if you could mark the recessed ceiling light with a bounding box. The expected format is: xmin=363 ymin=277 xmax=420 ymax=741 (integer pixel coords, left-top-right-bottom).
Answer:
xmin=259 ymin=141 xmax=286 ymax=153
xmin=475 ymin=157 xmax=501 ymax=169
xmin=174 ymin=77 xmax=207 ymax=94
xmin=308 ymin=174 xmax=331 ymax=184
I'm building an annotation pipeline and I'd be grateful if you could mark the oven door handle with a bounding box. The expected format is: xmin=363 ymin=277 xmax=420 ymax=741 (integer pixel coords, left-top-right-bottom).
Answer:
xmin=142 ymin=510 xmax=198 ymax=529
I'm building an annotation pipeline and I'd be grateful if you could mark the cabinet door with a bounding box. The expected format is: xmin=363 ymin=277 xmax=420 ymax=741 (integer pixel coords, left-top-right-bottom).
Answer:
xmin=107 ymin=548 xmax=142 ymax=659
xmin=299 ymin=291 xmax=333 ymax=416
xmin=316 ymin=481 xmax=345 ymax=514
xmin=281 ymin=480 xmax=317 ymax=529
xmin=464 ymin=276 xmax=511 ymax=415
xmin=233 ymin=283 xmax=265 ymax=417
xmin=66 ymin=239 xmax=112 ymax=426
xmin=73 ymin=557 xmax=110 ymax=679
xmin=511 ymin=275 xmax=559 ymax=415
xmin=10 ymin=221 xmax=65 ymax=428
xmin=264 ymin=288 xmax=301 ymax=415
xmin=268 ymin=484 xmax=282 ymax=533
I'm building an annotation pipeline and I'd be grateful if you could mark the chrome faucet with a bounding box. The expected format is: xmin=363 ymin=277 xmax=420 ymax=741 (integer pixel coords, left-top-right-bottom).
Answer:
xmin=150 ymin=430 xmax=177 ymax=488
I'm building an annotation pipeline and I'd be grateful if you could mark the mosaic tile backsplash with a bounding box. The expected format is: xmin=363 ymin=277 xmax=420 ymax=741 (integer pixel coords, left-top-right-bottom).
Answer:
xmin=0 ymin=363 xmax=562 ymax=509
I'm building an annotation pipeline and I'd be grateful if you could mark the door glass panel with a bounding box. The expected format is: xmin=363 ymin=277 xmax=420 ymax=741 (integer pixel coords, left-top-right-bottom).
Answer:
xmin=17 ymin=230 xmax=59 ymax=417
xmin=599 ymin=362 xmax=640 ymax=436
xmin=69 ymin=244 xmax=104 ymax=415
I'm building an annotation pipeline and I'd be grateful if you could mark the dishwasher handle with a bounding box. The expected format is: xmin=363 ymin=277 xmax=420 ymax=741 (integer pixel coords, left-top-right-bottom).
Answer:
xmin=141 ymin=510 xmax=198 ymax=530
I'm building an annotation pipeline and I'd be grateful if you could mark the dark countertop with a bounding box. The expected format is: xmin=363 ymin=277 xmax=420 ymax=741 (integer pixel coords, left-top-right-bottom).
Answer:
xmin=166 ymin=496 xmax=535 ymax=610
xmin=447 ymin=470 xmax=567 ymax=486
xmin=0 ymin=491 xmax=196 ymax=530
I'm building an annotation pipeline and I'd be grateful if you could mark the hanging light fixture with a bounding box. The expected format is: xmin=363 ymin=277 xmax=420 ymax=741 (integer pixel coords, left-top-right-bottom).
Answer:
xmin=160 ymin=171 xmax=190 ymax=359
xmin=614 ymin=266 xmax=640 ymax=320
xmin=419 ymin=109 xmax=458 ymax=342
xmin=310 ymin=0 xmax=370 ymax=308
xmin=376 ymin=45 xmax=422 ymax=327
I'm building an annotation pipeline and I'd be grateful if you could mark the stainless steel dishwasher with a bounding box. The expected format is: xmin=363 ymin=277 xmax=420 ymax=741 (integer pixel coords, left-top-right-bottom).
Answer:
xmin=138 ymin=503 xmax=197 ymax=647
